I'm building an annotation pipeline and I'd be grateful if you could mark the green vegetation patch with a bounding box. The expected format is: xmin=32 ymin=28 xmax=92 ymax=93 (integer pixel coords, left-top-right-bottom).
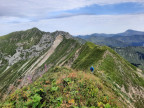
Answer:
xmin=1 ymin=67 xmax=121 ymax=108
xmin=72 ymin=42 xmax=105 ymax=70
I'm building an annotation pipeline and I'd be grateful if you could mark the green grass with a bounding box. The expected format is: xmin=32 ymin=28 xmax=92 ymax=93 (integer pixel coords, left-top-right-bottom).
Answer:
xmin=72 ymin=42 xmax=144 ymax=90
xmin=71 ymin=42 xmax=144 ymax=107
xmin=99 ymin=55 xmax=124 ymax=85
xmin=72 ymin=42 xmax=105 ymax=70
xmin=0 ymin=67 xmax=122 ymax=108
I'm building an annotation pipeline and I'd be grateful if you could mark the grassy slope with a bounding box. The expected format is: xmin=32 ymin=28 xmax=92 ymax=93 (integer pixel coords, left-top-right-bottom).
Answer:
xmin=72 ymin=42 xmax=105 ymax=70
xmin=0 ymin=67 xmax=124 ymax=108
xmin=72 ymin=42 xmax=144 ymax=107
xmin=72 ymin=42 xmax=144 ymax=88
xmin=80 ymin=36 xmax=144 ymax=71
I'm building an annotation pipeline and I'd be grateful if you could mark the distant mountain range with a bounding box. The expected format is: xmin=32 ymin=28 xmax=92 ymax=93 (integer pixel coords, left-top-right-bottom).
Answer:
xmin=76 ymin=29 xmax=144 ymax=70
xmin=77 ymin=29 xmax=144 ymax=47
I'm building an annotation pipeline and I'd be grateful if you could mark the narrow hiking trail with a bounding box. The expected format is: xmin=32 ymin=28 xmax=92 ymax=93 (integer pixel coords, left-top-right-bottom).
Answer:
xmin=95 ymin=50 xmax=109 ymax=69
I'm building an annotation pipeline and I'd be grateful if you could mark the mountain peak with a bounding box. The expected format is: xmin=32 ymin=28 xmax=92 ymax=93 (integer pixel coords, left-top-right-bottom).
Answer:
xmin=28 ymin=27 xmax=40 ymax=32
xmin=124 ymin=29 xmax=143 ymax=33
xmin=52 ymin=30 xmax=72 ymax=39
xmin=125 ymin=29 xmax=136 ymax=32
xmin=119 ymin=29 xmax=144 ymax=36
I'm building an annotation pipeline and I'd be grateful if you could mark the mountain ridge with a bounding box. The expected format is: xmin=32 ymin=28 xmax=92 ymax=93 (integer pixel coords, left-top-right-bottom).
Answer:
xmin=77 ymin=29 xmax=144 ymax=47
xmin=0 ymin=28 xmax=144 ymax=107
xmin=76 ymin=29 xmax=144 ymax=37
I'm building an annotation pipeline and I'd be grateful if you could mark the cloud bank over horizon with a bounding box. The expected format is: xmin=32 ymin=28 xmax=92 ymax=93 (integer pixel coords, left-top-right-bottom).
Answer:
xmin=0 ymin=0 xmax=144 ymax=36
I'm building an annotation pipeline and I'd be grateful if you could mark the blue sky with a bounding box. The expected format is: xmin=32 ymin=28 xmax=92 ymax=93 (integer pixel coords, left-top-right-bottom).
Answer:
xmin=50 ymin=2 xmax=144 ymax=18
xmin=0 ymin=0 xmax=144 ymax=35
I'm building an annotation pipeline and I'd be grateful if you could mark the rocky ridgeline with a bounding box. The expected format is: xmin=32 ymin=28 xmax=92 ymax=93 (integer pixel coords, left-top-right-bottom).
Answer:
xmin=0 ymin=28 xmax=74 ymax=100
xmin=1 ymin=29 xmax=72 ymax=67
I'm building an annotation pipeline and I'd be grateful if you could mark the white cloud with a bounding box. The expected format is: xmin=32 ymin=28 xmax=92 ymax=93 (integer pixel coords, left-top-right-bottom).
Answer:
xmin=0 ymin=14 xmax=144 ymax=36
xmin=0 ymin=0 xmax=144 ymax=35
xmin=0 ymin=0 xmax=144 ymax=18
xmin=0 ymin=17 xmax=31 ymax=24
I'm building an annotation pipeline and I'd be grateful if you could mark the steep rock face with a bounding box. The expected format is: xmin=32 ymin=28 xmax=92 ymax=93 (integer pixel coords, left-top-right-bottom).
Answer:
xmin=18 ymin=35 xmax=63 ymax=88
xmin=6 ymin=33 xmax=54 ymax=66
xmin=0 ymin=28 xmax=75 ymax=99
xmin=3 ymin=30 xmax=72 ymax=66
